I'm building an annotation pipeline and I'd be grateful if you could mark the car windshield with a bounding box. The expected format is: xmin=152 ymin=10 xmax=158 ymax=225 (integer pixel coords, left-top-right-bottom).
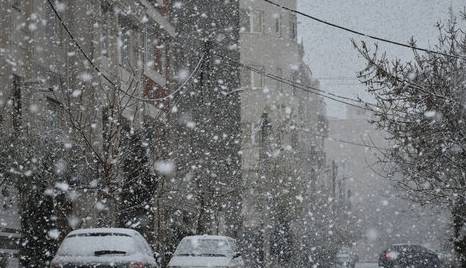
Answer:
xmin=57 ymin=233 xmax=138 ymax=257
xmin=175 ymin=238 xmax=232 ymax=257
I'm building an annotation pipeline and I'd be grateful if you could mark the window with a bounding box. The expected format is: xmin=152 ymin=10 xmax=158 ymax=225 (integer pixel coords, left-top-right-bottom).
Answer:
xmin=144 ymin=27 xmax=161 ymax=71
xmin=240 ymin=66 xmax=251 ymax=87
xmin=240 ymin=9 xmax=263 ymax=33
xmin=291 ymin=72 xmax=299 ymax=95
xmin=276 ymin=68 xmax=283 ymax=90
xmin=240 ymin=65 xmax=263 ymax=89
xmin=273 ymin=14 xmax=282 ymax=36
xmin=240 ymin=9 xmax=250 ymax=33
xmin=46 ymin=97 xmax=61 ymax=129
xmin=149 ymin=0 xmax=171 ymax=16
xmin=291 ymin=131 xmax=299 ymax=149
xmin=100 ymin=26 xmax=109 ymax=57
xmin=119 ymin=19 xmax=133 ymax=67
xmin=154 ymin=43 xmax=166 ymax=75
xmin=144 ymin=28 xmax=151 ymax=65
xmin=12 ymin=0 xmax=22 ymax=11
xmin=119 ymin=29 xmax=130 ymax=66
xmin=289 ymin=14 xmax=297 ymax=40
xmin=251 ymin=65 xmax=264 ymax=89
xmin=251 ymin=11 xmax=264 ymax=33
xmin=100 ymin=4 xmax=112 ymax=57
xmin=46 ymin=6 xmax=60 ymax=48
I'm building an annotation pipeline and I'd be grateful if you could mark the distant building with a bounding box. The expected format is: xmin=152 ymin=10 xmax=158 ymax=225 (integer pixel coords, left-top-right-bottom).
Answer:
xmin=325 ymin=106 xmax=448 ymax=261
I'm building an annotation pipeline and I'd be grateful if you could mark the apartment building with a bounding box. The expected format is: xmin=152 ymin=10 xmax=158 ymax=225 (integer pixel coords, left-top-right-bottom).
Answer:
xmin=0 ymin=0 xmax=176 ymax=259
xmin=169 ymin=0 xmax=243 ymax=239
xmin=239 ymin=0 xmax=327 ymax=266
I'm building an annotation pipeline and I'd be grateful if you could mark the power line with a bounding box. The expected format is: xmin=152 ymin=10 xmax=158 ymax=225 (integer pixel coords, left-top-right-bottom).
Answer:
xmin=316 ymin=76 xmax=359 ymax=81
xmin=324 ymin=135 xmax=385 ymax=150
xmin=46 ymin=0 xmax=204 ymax=104
xmin=294 ymin=125 xmax=386 ymax=150
xmin=48 ymin=0 xmax=407 ymax=117
xmin=264 ymin=69 xmax=378 ymax=110
xmin=216 ymin=53 xmax=386 ymax=113
xmin=218 ymin=54 xmax=412 ymax=117
xmin=263 ymin=0 xmax=465 ymax=60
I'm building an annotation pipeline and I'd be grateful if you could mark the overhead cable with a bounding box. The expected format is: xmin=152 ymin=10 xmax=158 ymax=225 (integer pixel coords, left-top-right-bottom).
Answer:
xmin=216 ymin=53 xmax=389 ymax=114
xmin=263 ymin=0 xmax=465 ymax=60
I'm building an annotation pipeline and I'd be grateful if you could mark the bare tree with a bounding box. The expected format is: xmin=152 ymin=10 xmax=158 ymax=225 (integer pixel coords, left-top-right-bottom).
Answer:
xmin=354 ymin=15 xmax=466 ymax=264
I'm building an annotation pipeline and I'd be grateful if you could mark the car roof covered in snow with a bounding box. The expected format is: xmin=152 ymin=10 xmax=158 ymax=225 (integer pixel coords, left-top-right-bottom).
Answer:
xmin=67 ymin=228 xmax=139 ymax=237
xmin=392 ymin=243 xmax=419 ymax=247
xmin=182 ymin=235 xmax=234 ymax=241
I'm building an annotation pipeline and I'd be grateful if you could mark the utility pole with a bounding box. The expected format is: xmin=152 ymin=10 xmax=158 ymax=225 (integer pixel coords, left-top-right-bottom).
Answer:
xmin=259 ymin=112 xmax=273 ymax=268
xmin=331 ymin=160 xmax=337 ymax=200
xmin=195 ymin=41 xmax=213 ymax=235
xmin=12 ymin=75 xmax=22 ymax=135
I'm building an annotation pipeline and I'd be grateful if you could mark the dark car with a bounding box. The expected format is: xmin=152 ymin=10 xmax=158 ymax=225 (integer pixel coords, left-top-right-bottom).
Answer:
xmin=378 ymin=244 xmax=441 ymax=268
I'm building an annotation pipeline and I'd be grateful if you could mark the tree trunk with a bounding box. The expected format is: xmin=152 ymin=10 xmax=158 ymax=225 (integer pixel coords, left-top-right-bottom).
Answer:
xmin=196 ymin=192 xmax=211 ymax=234
xmin=452 ymin=201 xmax=466 ymax=267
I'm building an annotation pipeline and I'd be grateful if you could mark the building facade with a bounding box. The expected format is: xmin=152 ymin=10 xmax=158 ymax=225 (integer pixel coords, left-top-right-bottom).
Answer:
xmin=0 ymin=0 xmax=176 ymax=264
xmin=169 ymin=0 xmax=242 ymax=238
xmin=1 ymin=0 xmax=329 ymax=266
xmin=238 ymin=0 xmax=327 ymax=266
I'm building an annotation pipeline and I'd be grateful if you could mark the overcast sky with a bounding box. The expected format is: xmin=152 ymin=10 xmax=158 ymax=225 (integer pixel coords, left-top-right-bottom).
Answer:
xmin=298 ymin=0 xmax=465 ymax=118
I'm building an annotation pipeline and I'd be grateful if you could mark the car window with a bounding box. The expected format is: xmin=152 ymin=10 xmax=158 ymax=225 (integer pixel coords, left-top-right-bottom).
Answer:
xmin=57 ymin=233 xmax=138 ymax=256
xmin=175 ymin=238 xmax=233 ymax=257
xmin=142 ymin=239 xmax=154 ymax=256
xmin=228 ymin=238 xmax=238 ymax=253
xmin=394 ymin=245 xmax=410 ymax=253
xmin=133 ymin=232 xmax=153 ymax=256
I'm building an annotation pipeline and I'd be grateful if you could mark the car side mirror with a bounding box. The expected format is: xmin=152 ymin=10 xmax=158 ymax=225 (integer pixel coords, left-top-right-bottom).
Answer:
xmin=233 ymin=252 xmax=241 ymax=259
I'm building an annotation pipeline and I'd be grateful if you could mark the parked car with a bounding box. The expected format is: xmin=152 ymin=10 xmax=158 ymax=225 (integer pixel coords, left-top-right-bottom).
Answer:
xmin=335 ymin=247 xmax=358 ymax=268
xmin=50 ymin=228 xmax=160 ymax=268
xmin=167 ymin=235 xmax=244 ymax=268
xmin=378 ymin=244 xmax=441 ymax=268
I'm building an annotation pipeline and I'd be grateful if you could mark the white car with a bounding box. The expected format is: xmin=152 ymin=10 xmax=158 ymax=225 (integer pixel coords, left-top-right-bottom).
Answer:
xmin=50 ymin=228 xmax=160 ymax=268
xmin=167 ymin=235 xmax=244 ymax=268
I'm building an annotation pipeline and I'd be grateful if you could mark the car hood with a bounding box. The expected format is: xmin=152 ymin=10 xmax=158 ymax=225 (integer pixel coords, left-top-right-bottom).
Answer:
xmin=168 ymin=256 xmax=232 ymax=266
xmin=52 ymin=253 xmax=155 ymax=265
